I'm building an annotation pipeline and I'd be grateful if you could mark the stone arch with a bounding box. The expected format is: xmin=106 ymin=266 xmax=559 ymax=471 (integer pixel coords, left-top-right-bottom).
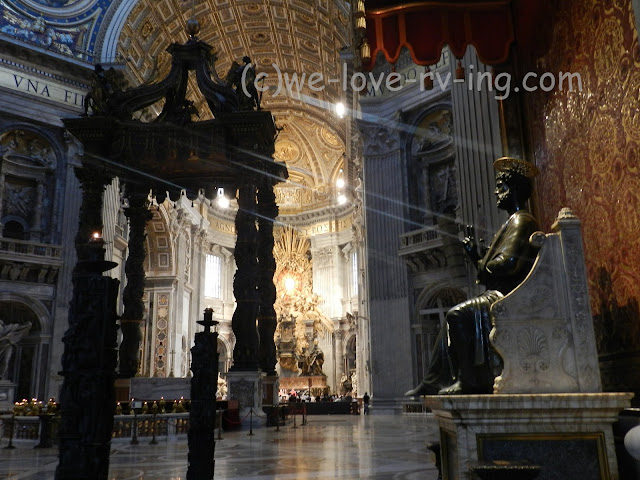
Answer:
xmin=0 ymin=124 xmax=64 ymax=165
xmin=2 ymin=217 xmax=29 ymax=239
xmin=412 ymin=284 xmax=467 ymax=384
xmin=97 ymin=0 xmax=138 ymax=63
xmin=217 ymin=336 xmax=231 ymax=374
xmin=344 ymin=333 xmax=356 ymax=375
xmin=405 ymin=105 xmax=454 ymax=154
xmin=0 ymin=292 xmax=51 ymax=335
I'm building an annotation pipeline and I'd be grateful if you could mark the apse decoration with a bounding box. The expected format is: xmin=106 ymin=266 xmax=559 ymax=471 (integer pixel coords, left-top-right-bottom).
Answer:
xmin=273 ymin=227 xmax=334 ymax=376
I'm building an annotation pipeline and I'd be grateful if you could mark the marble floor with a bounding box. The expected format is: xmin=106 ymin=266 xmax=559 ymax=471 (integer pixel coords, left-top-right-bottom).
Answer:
xmin=0 ymin=414 xmax=441 ymax=479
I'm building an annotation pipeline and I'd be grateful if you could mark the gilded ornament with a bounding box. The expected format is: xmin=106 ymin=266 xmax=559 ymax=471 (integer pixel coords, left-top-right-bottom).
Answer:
xmin=493 ymin=157 xmax=540 ymax=178
xmin=140 ymin=20 xmax=154 ymax=39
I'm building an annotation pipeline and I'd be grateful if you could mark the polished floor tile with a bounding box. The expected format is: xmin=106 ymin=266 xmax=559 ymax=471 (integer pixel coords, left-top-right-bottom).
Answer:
xmin=0 ymin=414 xmax=440 ymax=479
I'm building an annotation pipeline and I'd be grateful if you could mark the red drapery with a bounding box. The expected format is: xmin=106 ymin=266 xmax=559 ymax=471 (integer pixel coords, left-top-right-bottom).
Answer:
xmin=364 ymin=1 xmax=515 ymax=68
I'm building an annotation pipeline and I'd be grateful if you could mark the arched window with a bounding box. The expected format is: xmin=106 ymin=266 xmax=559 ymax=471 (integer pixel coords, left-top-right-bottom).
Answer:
xmin=205 ymin=254 xmax=222 ymax=299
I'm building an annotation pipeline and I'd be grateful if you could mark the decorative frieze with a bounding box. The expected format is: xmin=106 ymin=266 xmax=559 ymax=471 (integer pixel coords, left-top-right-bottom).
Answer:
xmin=312 ymin=246 xmax=333 ymax=269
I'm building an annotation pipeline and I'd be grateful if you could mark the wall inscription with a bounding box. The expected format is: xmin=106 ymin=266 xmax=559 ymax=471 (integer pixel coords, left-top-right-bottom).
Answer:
xmin=0 ymin=63 xmax=86 ymax=110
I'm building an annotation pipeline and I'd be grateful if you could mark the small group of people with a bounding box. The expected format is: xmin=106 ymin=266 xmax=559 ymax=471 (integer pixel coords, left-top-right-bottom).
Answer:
xmin=278 ymin=388 xmax=370 ymax=414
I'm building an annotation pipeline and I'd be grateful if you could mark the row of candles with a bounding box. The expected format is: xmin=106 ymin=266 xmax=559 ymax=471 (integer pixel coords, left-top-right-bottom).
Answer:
xmin=11 ymin=396 xmax=191 ymax=416
xmin=115 ymin=397 xmax=189 ymax=415
xmin=13 ymin=398 xmax=58 ymax=416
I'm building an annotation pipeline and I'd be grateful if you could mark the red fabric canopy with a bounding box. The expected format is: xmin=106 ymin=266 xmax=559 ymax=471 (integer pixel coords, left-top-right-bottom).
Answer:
xmin=364 ymin=1 xmax=515 ymax=68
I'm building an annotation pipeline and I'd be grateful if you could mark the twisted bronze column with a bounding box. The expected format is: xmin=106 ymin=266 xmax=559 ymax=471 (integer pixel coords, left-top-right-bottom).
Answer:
xmin=56 ymin=167 xmax=119 ymax=480
xmin=230 ymin=182 xmax=260 ymax=370
xmin=119 ymin=187 xmax=152 ymax=378
xmin=257 ymin=180 xmax=279 ymax=375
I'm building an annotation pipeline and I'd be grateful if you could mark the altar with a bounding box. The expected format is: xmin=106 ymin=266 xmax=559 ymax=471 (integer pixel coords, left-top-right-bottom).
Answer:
xmin=279 ymin=376 xmax=327 ymax=392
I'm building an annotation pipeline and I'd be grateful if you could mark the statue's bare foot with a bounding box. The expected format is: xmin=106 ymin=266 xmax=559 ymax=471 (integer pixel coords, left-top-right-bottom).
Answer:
xmin=404 ymin=381 xmax=440 ymax=397
xmin=438 ymin=381 xmax=464 ymax=395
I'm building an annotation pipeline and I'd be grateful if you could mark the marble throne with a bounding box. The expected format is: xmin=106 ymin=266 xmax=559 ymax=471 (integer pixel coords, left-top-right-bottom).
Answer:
xmin=425 ymin=208 xmax=633 ymax=480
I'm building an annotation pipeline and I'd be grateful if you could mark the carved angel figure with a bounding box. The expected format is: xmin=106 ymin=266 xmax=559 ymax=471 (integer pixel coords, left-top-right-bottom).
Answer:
xmin=84 ymin=64 xmax=128 ymax=116
xmin=225 ymin=56 xmax=260 ymax=110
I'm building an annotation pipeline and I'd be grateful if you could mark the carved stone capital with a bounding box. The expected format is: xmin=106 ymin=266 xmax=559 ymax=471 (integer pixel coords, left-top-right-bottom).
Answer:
xmin=357 ymin=122 xmax=400 ymax=156
xmin=192 ymin=226 xmax=208 ymax=248
xmin=311 ymin=246 xmax=333 ymax=268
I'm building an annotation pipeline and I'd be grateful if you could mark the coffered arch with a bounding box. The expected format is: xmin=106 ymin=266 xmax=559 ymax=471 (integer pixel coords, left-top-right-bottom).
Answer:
xmin=145 ymin=204 xmax=175 ymax=277
xmin=94 ymin=0 xmax=349 ymax=212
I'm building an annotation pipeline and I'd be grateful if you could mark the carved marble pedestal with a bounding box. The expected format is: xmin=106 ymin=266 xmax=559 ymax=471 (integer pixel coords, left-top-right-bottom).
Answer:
xmin=425 ymin=393 xmax=633 ymax=480
xmin=0 ymin=381 xmax=15 ymax=412
xmin=225 ymin=371 xmax=265 ymax=420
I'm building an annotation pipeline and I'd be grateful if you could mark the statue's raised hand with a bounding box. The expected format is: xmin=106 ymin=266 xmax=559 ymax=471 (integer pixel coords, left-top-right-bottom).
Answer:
xmin=462 ymin=225 xmax=481 ymax=264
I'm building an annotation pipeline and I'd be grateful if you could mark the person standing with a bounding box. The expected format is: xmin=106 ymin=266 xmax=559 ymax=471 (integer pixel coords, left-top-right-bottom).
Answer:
xmin=362 ymin=392 xmax=370 ymax=414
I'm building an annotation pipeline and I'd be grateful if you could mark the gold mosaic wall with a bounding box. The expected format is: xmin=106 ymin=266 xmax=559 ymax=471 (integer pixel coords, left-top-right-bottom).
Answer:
xmin=521 ymin=0 xmax=640 ymax=390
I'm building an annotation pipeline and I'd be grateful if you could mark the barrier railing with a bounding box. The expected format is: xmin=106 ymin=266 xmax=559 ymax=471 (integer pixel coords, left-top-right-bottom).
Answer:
xmin=112 ymin=413 xmax=189 ymax=439
xmin=0 ymin=410 xmax=230 ymax=446
xmin=0 ymin=401 xmax=357 ymax=447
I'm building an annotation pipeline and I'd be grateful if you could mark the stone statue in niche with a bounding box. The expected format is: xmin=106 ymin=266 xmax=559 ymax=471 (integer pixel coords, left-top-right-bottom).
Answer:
xmin=300 ymin=339 xmax=325 ymax=376
xmin=410 ymin=110 xmax=455 ymax=224
xmin=431 ymin=162 xmax=457 ymax=215
xmin=405 ymin=157 xmax=540 ymax=395
xmin=216 ymin=373 xmax=227 ymax=399
xmin=0 ymin=320 xmax=32 ymax=380
xmin=413 ymin=160 xmax=458 ymax=224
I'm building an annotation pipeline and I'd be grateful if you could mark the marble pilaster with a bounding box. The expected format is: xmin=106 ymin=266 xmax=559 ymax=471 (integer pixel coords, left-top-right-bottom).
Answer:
xmin=450 ymin=48 xmax=504 ymax=240
xmin=358 ymin=120 xmax=413 ymax=403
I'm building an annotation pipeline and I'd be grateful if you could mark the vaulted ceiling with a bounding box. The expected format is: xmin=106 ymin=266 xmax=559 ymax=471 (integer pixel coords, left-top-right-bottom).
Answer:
xmin=0 ymin=0 xmax=353 ymax=214
xmin=114 ymin=0 xmax=352 ymax=213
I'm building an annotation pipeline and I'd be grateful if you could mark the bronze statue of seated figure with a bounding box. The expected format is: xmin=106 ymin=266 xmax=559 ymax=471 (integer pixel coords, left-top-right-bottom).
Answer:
xmin=405 ymin=157 xmax=540 ymax=396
